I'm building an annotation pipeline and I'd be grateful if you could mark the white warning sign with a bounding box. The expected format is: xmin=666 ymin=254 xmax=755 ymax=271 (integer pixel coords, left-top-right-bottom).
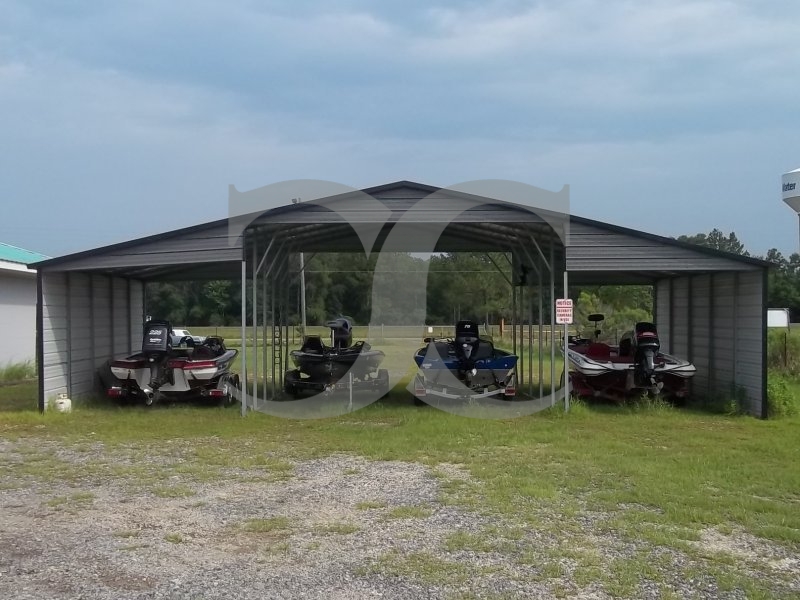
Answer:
xmin=555 ymin=299 xmax=573 ymax=325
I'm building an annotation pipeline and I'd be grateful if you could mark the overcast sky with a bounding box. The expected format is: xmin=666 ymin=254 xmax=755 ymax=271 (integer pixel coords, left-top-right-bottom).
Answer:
xmin=1 ymin=0 xmax=798 ymax=258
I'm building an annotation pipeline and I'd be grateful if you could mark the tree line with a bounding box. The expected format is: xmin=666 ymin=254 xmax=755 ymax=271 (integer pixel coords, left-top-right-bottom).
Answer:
xmin=145 ymin=228 xmax=799 ymax=327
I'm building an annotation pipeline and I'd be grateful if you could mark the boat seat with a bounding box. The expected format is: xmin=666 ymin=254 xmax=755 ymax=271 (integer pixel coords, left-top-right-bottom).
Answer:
xmin=301 ymin=336 xmax=325 ymax=354
xmin=472 ymin=340 xmax=495 ymax=361
xmin=192 ymin=345 xmax=217 ymax=360
xmin=586 ymin=342 xmax=612 ymax=360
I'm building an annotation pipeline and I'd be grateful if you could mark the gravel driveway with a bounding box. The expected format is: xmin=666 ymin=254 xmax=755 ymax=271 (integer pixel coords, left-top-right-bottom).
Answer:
xmin=0 ymin=440 xmax=797 ymax=599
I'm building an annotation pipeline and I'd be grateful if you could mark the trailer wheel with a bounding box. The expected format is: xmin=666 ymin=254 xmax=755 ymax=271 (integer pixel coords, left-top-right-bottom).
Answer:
xmin=217 ymin=377 xmax=236 ymax=408
xmin=377 ymin=369 xmax=390 ymax=399
xmin=284 ymin=369 xmax=301 ymax=398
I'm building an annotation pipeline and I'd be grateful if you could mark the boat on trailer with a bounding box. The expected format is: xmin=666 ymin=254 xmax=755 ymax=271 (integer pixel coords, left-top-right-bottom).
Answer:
xmin=283 ymin=317 xmax=389 ymax=398
xmin=564 ymin=314 xmax=695 ymax=402
xmin=107 ymin=319 xmax=239 ymax=406
xmin=412 ymin=320 xmax=518 ymax=404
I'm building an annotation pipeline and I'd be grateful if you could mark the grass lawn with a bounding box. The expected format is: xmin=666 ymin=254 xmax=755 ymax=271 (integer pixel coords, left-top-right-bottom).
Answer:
xmin=2 ymin=379 xmax=799 ymax=597
xmin=223 ymin=335 xmax=565 ymax=398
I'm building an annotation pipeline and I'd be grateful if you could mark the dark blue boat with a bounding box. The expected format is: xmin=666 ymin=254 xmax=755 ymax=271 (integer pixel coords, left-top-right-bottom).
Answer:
xmin=412 ymin=320 xmax=518 ymax=402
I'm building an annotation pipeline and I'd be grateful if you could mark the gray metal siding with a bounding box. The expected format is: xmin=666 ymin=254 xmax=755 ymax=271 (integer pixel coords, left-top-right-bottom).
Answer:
xmin=659 ymin=271 xmax=765 ymax=416
xmin=68 ymin=273 xmax=94 ymax=397
xmin=734 ymin=271 xmax=764 ymax=414
xmin=41 ymin=272 xmax=144 ymax=406
xmin=567 ymin=222 xmax=763 ymax=272
xmin=690 ymin=275 xmax=711 ymax=394
xmin=655 ymin=280 xmax=671 ymax=354
xmin=671 ymin=278 xmax=689 ymax=360
xmin=41 ymin=273 xmax=69 ymax=403
xmin=710 ymin=273 xmax=737 ymax=391
xmin=40 ymin=224 xmax=242 ymax=272
xmin=129 ymin=281 xmax=144 ymax=353
xmin=112 ymin=278 xmax=130 ymax=356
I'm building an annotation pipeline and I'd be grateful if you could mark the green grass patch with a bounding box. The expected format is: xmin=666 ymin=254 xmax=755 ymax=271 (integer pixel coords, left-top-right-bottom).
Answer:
xmin=0 ymin=381 xmax=37 ymax=411
xmin=114 ymin=530 xmax=139 ymax=539
xmin=45 ymin=491 xmax=95 ymax=509
xmin=356 ymin=500 xmax=388 ymax=510
xmin=164 ymin=533 xmax=184 ymax=544
xmin=359 ymin=551 xmax=470 ymax=585
xmin=240 ymin=517 xmax=292 ymax=533
xmin=0 ymin=360 xmax=36 ymax=383
xmin=314 ymin=521 xmax=360 ymax=535
xmin=384 ymin=505 xmax=433 ymax=520
xmin=152 ymin=484 xmax=196 ymax=498
xmin=118 ymin=543 xmax=149 ymax=551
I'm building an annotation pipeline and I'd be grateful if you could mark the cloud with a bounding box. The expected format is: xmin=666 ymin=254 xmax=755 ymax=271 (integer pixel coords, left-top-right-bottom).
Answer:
xmin=0 ymin=0 xmax=798 ymax=256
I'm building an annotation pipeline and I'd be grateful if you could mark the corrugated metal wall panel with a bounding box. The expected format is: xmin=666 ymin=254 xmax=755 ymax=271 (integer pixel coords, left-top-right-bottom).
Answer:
xmin=48 ymin=248 xmax=243 ymax=271
xmin=671 ymin=278 xmax=689 ymax=359
xmin=664 ymin=271 xmax=765 ymax=415
xmin=690 ymin=275 xmax=712 ymax=395
xmin=567 ymin=222 xmax=764 ymax=273
xmin=40 ymin=273 xmax=68 ymax=402
xmin=68 ymin=273 xmax=94 ymax=399
xmin=112 ymin=278 xmax=130 ymax=356
xmin=655 ymin=280 xmax=671 ymax=351
xmin=42 ymin=304 xmax=67 ymax=319
xmin=129 ymin=281 xmax=144 ymax=352
xmin=92 ymin=275 xmax=112 ymax=362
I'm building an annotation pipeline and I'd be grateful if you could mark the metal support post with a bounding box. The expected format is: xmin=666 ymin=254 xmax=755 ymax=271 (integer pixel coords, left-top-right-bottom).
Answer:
xmin=563 ymin=269 xmax=570 ymax=412
xmin=538 ymin=261 xmax=543 ymax=399
xmin=252 ymin=243 xmax=258 ymax=409
xmin=512 ymin=253 xmax=517 ymax=357
xmin=518 ymin=283 xmax=524 ymax=389
xmin=549 ymin=241 xmax=555 ymax=406
xmin=528 ymin=272 xmax=533 ymax=396
xmin=240 ymin=259 xmax=248 ymax=416
xmin=299 ymin=251 xmax=307 ymax=337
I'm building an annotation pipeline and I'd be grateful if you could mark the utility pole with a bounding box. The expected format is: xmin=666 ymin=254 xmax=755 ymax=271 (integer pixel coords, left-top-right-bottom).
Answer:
xmin=292 ymin=198 xmax=307 ymax=337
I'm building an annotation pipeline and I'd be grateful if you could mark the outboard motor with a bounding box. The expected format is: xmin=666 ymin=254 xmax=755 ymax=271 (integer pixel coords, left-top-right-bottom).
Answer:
xmin=633 ymin=322 xmax=660 ymax=387
xmin=455 ymin=320 xmax=481 ymax=374
xmin=142 ymin=319 xmax=174 ymax=393
xmin=326 ymin=317 xmax=353 ymax=349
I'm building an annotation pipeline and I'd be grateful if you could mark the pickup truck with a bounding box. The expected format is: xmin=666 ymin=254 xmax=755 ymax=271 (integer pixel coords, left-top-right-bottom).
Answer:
xmin=170 ymin=328 xmax=207 ymax=346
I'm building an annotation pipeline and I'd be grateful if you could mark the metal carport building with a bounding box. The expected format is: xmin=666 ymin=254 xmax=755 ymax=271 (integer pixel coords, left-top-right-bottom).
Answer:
xmin=31 ymin=181 xmax=770 ymax=416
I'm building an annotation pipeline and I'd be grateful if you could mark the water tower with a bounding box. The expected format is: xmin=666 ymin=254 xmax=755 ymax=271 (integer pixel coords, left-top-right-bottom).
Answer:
xmin=783 ymin=167 xmax=800 ymax=248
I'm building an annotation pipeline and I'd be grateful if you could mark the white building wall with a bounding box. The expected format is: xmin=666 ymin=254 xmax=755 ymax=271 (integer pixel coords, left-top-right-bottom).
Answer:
xmin=0 ymin=269 xmax=38 ymax=364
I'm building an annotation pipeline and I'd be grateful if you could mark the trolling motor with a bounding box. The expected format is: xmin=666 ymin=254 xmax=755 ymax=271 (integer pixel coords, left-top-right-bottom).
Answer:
xmin=632 ymin=322 xmax=660 ymax=387
xmin=141 ymin=319 xmax=174 ymax=401
xmin=569 ymin=313 xmax=604 ymax=345
xmin=326 ymin=317 xmax=354 ymax=349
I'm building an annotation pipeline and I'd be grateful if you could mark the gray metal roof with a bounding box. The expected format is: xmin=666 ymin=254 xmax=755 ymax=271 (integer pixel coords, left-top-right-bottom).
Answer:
xmin=31 ymin=180 xmax=769 ymax=284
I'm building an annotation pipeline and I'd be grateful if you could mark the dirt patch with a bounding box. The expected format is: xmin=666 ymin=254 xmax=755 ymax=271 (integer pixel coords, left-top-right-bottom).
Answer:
xmin=0 ymin=441 xmax=798 ymax=599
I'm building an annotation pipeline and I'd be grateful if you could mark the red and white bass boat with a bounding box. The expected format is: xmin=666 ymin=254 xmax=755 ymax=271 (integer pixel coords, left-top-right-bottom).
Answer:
xmin=107 ymin=320 xmax=239 ymax=406
xmin=564 ymin=314 xmax=695 ymax=402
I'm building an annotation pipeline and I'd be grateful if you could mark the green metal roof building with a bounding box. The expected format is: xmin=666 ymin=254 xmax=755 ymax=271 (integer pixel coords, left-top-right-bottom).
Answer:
xmin=0 ymin=242 xmax=49 ymax=266
xmin=0 ymin=242 xmax=48 ymax=367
